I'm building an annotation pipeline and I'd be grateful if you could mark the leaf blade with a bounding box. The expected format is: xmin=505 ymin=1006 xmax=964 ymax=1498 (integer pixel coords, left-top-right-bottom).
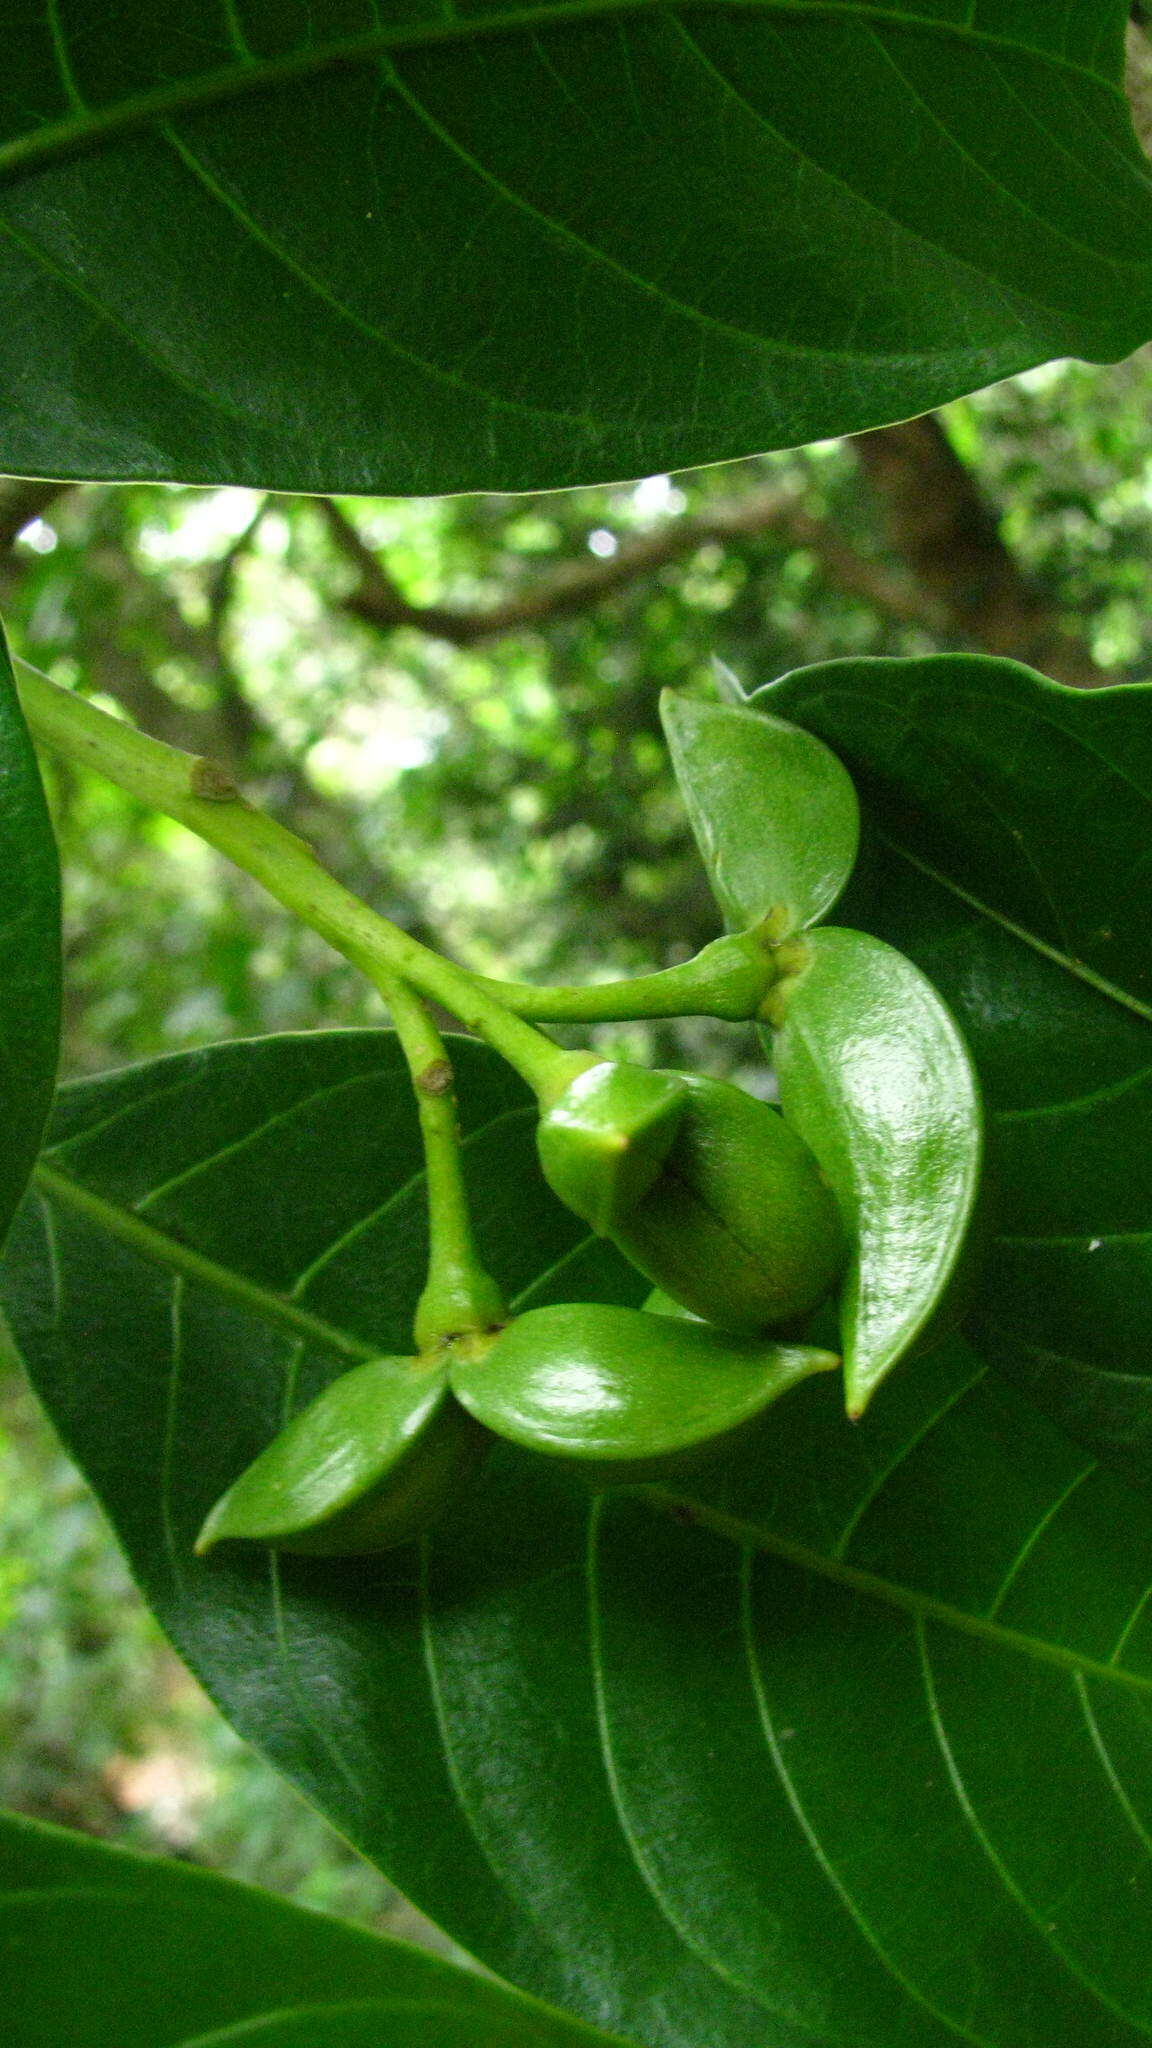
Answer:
xmin=2 ymin=2 xmax=1149 ymax=488
xmin=8 ymin=1035 xmax=1152 ymax=2043
xmin=0 ymin=1807 xmax=622 ymax=2048
xmin=760 ymin=654 xmax=1152 ymax=1483
xmin=0 ymin=623 xmax=60 ymax=1247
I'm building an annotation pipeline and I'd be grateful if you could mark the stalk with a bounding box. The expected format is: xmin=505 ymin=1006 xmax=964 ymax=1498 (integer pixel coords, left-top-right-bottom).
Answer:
xmin=17 ymin=660 xmax=588 ymax=1107
xmin=375 ymin=973 xmax=506 ymax=1352
xmin=473 ymin=927 xmax=780 ymax=1024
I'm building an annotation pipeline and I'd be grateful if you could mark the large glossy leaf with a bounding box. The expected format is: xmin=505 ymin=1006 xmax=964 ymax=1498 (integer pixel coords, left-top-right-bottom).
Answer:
xmin=8 ymin=1030 xmax=1152 ymax=2044
xmin=0 ymin=1806 xmax=623 ymax=2047
xmin=759 ymin=653 xmax=1152 ymax=1486
xmin=2 ymin=3 xmax=1151 ymax=490
xmin=0 ymin=622 xmax=59 ymax=1248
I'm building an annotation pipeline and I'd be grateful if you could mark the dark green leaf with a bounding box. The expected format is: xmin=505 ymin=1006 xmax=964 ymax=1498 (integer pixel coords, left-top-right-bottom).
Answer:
xmin=1 ymin=4 xmax=1150 ymax=490
xmin=0 ymin=1805 xmax=621 ymax=2047
xmin=0 ymin=626 xmax=60 ymax=1248
xmin=8 ymin=1031 xmax=1152 ymax=2044
xmin=759 ymin=653 xmax=1152 ymax=1483
xmin=660 ymin=693 xmax=859 ymax=933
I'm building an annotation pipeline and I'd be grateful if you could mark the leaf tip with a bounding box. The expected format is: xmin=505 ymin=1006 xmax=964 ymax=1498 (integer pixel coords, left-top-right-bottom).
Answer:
xmin=193 ymin=1502 xmax=227 ymax=1555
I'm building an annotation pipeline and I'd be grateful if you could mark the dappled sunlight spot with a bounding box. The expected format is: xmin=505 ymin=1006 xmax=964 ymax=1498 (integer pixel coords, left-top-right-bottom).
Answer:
xmin=136 ymin=488 xmax=265 ymax=565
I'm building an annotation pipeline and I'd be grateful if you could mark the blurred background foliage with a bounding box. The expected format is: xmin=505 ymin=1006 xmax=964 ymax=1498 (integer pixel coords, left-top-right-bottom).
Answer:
xmin=5 ymin=348 xmax=1152 ymax=1937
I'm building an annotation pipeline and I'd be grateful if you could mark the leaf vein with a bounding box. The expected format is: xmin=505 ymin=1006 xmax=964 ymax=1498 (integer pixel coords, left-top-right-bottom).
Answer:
xmin=742 ymin=1555 xmax=992 ymax=2046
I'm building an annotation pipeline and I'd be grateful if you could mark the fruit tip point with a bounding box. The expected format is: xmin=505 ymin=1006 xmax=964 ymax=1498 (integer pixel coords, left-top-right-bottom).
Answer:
xmin=193 ymin=1504 xmax=227 ymax=1555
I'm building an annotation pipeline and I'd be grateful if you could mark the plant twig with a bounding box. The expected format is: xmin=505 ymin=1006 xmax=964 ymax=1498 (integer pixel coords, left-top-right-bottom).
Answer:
xmin=16 ymin=658 xmax=589 ymax=1106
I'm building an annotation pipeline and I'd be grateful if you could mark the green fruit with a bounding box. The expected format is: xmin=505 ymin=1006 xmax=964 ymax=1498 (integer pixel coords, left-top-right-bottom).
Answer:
xmin=772 ymin=926 xmax=983 ymax=1417
xmin=448 ymin=1300 xmax=837 ymax=1476
xmin=536 ymin=1061 xmax=689 ymax=1233
xmin=611 ymin=1070 xmax=847 ymax=1334
xmin=538 ymin=1060 xmax=846 ymax=1335
xmin=195 ymin=1354 xmax=489 ymax=1556
xmin=660 ymin=690 xmax=860 ymax=935
xmin=641 ymin=1285 xmax=702 ymax=1321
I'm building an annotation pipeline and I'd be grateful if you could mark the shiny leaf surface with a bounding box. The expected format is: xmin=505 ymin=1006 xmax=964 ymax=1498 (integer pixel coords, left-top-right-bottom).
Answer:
xmin=7 ymin=1034 xmax=1152 ymax=2044
xmin=0 ymin=623 xmax=60 ymax=1247
xmin=0 ymin=1806 xmax=620 ymax=2048
xmin=773 ymin=926 xmax=983 ymax=1418
xmin=449 ymin=1300 xmax=836 ymax=1462
xmin=660 ymin=692 xmax=859 ymax=933
xmin=1 ymin=4 xmax=1150 ymax=490
xmin=761 ymin=655 xmax=1152 ymax=1481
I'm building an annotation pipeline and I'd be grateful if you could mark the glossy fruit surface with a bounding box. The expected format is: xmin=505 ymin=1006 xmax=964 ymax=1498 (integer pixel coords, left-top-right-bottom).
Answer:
xmin=195 ymin=1354 xmax=487 ymax=1556
xmin=612 ymin=1070 xmax=847 ymax=1334
xmin=449 ymin=1300 xmax=837 ymax=1467
xmin=660 ymin=690 xmax=859 ymax=935
xmin=773 ymin=925 xmax=983 ymax=1417
xmin=536 ymin=1061 xmax=689 ymax=1233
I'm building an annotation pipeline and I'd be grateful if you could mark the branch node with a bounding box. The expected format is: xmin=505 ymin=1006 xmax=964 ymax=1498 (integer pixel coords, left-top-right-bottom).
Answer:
xmin=416 ymin=1058 xmax=454 ymax=1097
xmin=190 ymin=756 xmax=243 ymax=802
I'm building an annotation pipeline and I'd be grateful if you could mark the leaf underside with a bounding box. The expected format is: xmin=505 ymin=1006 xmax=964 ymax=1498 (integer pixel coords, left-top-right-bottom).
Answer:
xmin=761 ymin=653 xmax=1152 ymax=1492
xmin=0 ymin=1 xmax=1148 ymax=490
xmin=6 ymin=1030 xmax=1152 ymax=2046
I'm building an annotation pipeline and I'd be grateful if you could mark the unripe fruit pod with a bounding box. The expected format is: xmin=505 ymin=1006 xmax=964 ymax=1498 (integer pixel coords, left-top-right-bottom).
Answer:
xmin=536 ymin=1061 xmax=689 ymax=1234
xmin=448 ymin=1300 xmax=838 ymax=1482
xmin=194 ymin=1354 xmax=489 ymax=1557
xmin=771 ymin=926 xmax=983 ymax=1416
xmin=616 ymin=1071 xmax=847 ymax=1332
xmin=538 ymin=1062 xmax=847 ymax=1335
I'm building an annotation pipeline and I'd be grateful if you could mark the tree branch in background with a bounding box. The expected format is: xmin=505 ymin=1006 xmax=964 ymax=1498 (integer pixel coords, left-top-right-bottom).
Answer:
xmin=318 ymin=489 xmax=928 ymax=646
xmin=105 ymin=553 xmax=442 ymax=944
xmin=0 ymin=491 xmax=441 ymax=948
xmin=850 ymin=415 xmax=1110 ymax=688
xmin=318 ymin=428 xmax=1111 ymax=690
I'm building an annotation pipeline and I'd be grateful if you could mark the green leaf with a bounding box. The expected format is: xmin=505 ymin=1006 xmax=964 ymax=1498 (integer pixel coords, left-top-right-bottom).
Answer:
xmin=773 ymin=926 xmax=983 ymax=1418
xmin=660 ymin=693 xmax=860 ymax=934
xmin=0 ymin=1805 xmax=622 ymax=2047
xmin=9 ymin=1030 xmax=1152 ymax=2044
xmin=0 ymin=624 xmax=60 ymax=1248
xmin=759 ymin=653 xmax=1152 ymax=1484
xmin=2 ymin=3 xmax=1150 ymax=490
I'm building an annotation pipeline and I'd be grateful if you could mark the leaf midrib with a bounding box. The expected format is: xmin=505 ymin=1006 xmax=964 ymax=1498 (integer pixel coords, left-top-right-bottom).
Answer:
xmin=34 ymin=1160 xmax=377 ymax=1364
xmin=636 ymin=1485 xmax=1152 ymax=1698
xmin=0 ymin=0 xmax=1121 ymax=188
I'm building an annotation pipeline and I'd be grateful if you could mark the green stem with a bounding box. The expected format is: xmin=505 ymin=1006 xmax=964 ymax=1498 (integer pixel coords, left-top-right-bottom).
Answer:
xmin=472 ymin=927 xmax=781 ymax=1024
xmin=376 ymin=973 xmax=507 ymax=1351
xmin=17 ymin=660 xmax=589 ymax=1107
